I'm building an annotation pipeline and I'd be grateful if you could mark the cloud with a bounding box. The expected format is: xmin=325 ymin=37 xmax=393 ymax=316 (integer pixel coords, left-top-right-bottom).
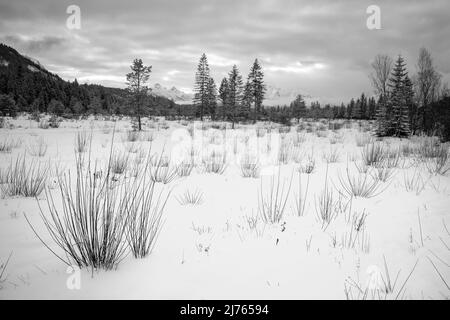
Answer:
xmin=2 ymin=35 xmax=67 ymax=53
xmin=0 ymin=0 xmax=448 ymax=104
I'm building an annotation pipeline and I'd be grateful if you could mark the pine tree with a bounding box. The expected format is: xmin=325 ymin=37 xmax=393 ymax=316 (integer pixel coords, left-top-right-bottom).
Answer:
xmin=193 ymin=53 xmax=210 ymax=121
xmin=403 ymin=75 xmax=416 ymax=134
xmin=227 ymin=65 xmax=243 ymax=129
xmin=247 ymin=59 xmax=266 ymax=122
xmin=206 ymin=77 xmax=217 ymax=120
xmin=367 ymin=97 xmax=376 ymax=119
xmin=242 ymin=80 xmax=253 ymax=120
xmin=126 ymin=58 xmax=152 ymax=131
xmin=360 ymin=93 xmax=368 ymax=118
xmin=388 ymin=55 xmax=410 ymax=137
xmin=218 ymin=77 xmax=229 ymax=121
xmin=347 ymin=98 xmax=355 ymax=119
xmin=352 ymin=98 xmax=362 ymax=119
xmin=290 ymin=94 xmax=306 ymax=122
xmin=0 ymin=94 xmax=17 ymax=117
xmin=375 ymin=95 xmax=388 ymax=136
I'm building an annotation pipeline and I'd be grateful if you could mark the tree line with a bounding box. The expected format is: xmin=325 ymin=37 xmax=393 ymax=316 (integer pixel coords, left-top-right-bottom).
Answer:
xmin=2 ymin=43 xmax=450 ymax=141
xmin=369 ymin=48 xmax=449 ymax=139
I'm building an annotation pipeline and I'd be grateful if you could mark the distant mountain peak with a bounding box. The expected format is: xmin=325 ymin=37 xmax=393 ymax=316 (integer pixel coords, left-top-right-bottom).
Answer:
xmin=149 ymin=83 xmax=193 ymax=104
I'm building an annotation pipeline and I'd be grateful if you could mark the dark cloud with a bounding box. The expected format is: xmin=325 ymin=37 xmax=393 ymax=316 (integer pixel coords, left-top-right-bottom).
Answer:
xmin=0 ymin=0 xmax=448 ymax=104
xmin=2 ymin=35 xmax=67 ymax=53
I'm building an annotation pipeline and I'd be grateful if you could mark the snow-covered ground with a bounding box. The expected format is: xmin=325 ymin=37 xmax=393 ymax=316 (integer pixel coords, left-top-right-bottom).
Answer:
xmin=0 ymin=115 xmax=449 ymax=299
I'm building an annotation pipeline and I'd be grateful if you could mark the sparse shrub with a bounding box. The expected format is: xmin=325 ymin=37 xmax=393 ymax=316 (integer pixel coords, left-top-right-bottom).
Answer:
xmin=374 ymin=165 xmax=396 ymax=183
xmin=176 ymin=189 xmax=203 ymax=205
xmin=0 ymin=137 xmax=13 ymax=153
xmin=256 ymin=127 xmax=266 ymax=138
xmin=355 ymin=133 xmax=372 ymax=147
xmin=240 ymin=155 xmax=260 ymax=178
xmin=124 ymin=142 xmax=141 ymax=153
xmin=293 ymin=172 xmax=310 ymax=217
xmin=144 ymin=131 xmax=155 ymax=142
xmin=337 ymin=165 xmax=387 ymax=198
xmin=176 ymin=161 xmax=194 ymax=177
xmin=0 ymin=252 xmax=12 ymax=286
xmin=110 ymin=150 xmax=129 ymax=174
xmin=258 ymin=170 xmax=292 ymax=224
xmin=150 ymin=154 xmax=178 ymax=184
xmin=38 ymin=119 xmax=49 ymax=129
xmin=424 ymin=144 xmax=450 ymax=175
xmin=344 ymin=256 xmax=418 ymax=300
xmin=315 ymin=168 xmax=336 ymax=230
xmin=278 ymin=140 xmax=293 ymax=164
xmin=125 ymin=130 xmax=141 ymax=142
xmin=127 ymin=176 xmax=169 ymax=259
xmin=300 ymin=155 xmax=316 ymax=174
xmin=49 ymin=115 xmax=61 ymax=128
xmin=25 ymin=153 xmax=130 ymax=269
xmin=416 ymin=136 xmax=441 ymax=159
xmin=202 ymin=151 xmax=227 ymax=174
xmin=74 ymin=130 xmax=90 ymax=153
xmin=361 ymin=142 xmax=386 ymax=166
xmin=0 ymin=155 xmax=48 ymax=197
xmin=403 ymin=170 xmax=427 ymax=194
xmin=341 ymin=228 xmax=370 ymax=254
xmin=322 ymin=147 xmax=340 ymax=163
xmin=129 ymin=156 xmax=142 ymax=178
xmin=384 ymin=147 xmax=403 ymax=168
xmin=329 ymin=134 xmax=344 ymax=145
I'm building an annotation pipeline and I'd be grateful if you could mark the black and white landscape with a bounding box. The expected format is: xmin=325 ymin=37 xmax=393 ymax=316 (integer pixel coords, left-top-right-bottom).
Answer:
xmin=0 ymin=0 xmax=449 ymax=300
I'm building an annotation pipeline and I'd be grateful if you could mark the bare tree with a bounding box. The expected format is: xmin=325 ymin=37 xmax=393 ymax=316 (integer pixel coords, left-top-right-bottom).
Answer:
xmin=369 ymin=54 xmax=393 ymax=99
xmin=414 ymin=47 xmax=442 ymax=129
xmin=369 ymin=54 xmax=392 ymax=136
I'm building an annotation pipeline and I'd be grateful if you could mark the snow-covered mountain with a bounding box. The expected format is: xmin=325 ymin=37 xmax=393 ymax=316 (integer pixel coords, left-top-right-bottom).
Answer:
xmin=149 ymin=83 xmax=193 ymax=104
xmin=148 ymin=82 xmax=315 ymax=106
xmin=264 ymin=85 xmax=314 ymax=106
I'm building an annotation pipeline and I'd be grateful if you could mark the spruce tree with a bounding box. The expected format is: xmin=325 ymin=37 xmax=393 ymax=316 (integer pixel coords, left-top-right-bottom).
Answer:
xmin=206 ymin=77 xmax=217 ymax=120
xmin=242 ymin=80 xmax=253 ymax=120
xmin=193 ymin=53 xmax=210 ymax=121
xmin=247 ymin=59 xmax=266 ymax=122
xmin=290 ymin=94 xmax=306 ymax=122
xmin=403 ymin=75 xmax=416 ymax=134
xmin=227 ymin=65 xmax=243 ymax=129
xmin=388 ymin=55 xmax=410 ymax=137
xmin=218 ymin=77 xmax=229 ymax=121
xmin=375 ymin=95 xmax=388 ymax=136
xmin=352 ymin=98 xmax=362 ymax=119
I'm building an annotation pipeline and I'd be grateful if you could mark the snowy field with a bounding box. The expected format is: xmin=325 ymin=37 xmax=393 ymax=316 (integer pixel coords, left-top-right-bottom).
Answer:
xmin=0 ymin=115 xmax=449 ymax=300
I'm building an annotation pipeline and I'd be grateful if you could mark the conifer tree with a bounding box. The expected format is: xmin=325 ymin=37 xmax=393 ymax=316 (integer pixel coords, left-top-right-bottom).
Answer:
xmin=193 ymin=53 xmax=210 ymax=121
xmin=206 ymin=77 xmax=217 ymax=120
xmin=403 ymin=75 xmax=416 ymax=133
xmin=242 ymin=80 xmax=253 ymax=120
xmin=290 ymin=94 xmax=306 ymax=122
xmin=388 ymin=55 xmax=410 ymax=137
xmin=126 ymin=58 xmax=152 ymax=131
xmin=227 ymin=65 xmax=243 ymax=129
xmin=247 ymin=59 xmax=266 ymax=122
xmin=352 ymin=98 xmax=362 ymax=119
xmin=218 ymin=77 xmax=229 ymax=121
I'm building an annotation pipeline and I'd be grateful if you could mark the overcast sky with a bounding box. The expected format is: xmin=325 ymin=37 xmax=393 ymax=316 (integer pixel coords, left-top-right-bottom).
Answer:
xmin=0 ymin=0 xmax=449 ymax=104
